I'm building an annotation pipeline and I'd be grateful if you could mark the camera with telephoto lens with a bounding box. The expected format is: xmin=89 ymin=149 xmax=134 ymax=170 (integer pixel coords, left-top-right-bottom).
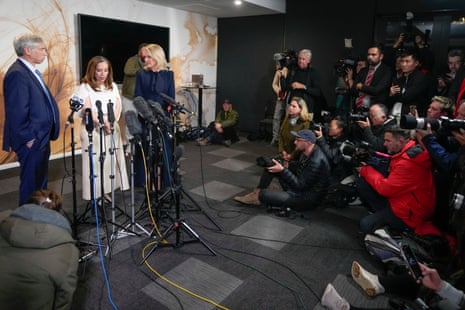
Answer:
xmin=341 ymin=140 xmax=390 ymax=173
xmin=273 ymin=49 xmax=297 ymax=70
xmin=256 ymin=156 xmax=283 ymax=168
xmin=400 ymin=115 xmax=465 ymax=135
xmin=349 ymin=112 xmax=368 ymax=122
xmin=334 ymin=58 xmax=355 ymax=76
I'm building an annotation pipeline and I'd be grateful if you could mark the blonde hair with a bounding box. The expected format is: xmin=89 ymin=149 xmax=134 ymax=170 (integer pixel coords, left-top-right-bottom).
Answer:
xmin=283 ymin=97 xmax=313 ymax=122
xmin=143 ymin=43 xmax=169 ymax=71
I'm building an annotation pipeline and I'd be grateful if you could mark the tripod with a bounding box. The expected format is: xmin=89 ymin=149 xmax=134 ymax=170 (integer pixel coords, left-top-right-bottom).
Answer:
xmin=139 ymin=129 xmax=216 ymax=265
xmin=170 ymin=104 xmax=221 ymax=231
xmin=115 ymin=138 xmax=151 ymax=238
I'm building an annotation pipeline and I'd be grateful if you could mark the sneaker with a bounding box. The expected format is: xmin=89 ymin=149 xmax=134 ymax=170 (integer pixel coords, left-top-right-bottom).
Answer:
xmin=321 ymin=283 xmax=350 ymax=310
xmin=351 ymin=261 xmax=385 ymax=297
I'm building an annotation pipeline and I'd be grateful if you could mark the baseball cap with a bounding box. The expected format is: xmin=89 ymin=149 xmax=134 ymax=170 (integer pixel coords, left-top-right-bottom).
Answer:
xmin=291 ymin=129 xmax=316 ymax=143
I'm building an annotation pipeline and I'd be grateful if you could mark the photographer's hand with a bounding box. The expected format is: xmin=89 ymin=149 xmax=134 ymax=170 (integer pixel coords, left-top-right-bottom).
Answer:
xmin=451 ymin=128 xmax=465 ymax=146
xmin=267 ymin=159 xmax=284 ymax=174
xmin=419 ymin=263 xmax=444 ymax=291
xmin=356 ymin=118 xmax=370 ymax=129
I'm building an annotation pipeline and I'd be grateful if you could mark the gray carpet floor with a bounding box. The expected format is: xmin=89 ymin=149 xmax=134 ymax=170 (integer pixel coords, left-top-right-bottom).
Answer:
xmin=0 ymin=135 xmax=393 ymax=309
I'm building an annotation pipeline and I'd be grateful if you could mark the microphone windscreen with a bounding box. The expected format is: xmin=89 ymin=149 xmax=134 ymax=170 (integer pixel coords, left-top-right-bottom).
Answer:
xmin=84 ymin=108 xmax=94 ymax=133
xmin=107 ymin=100 xmax=115 ymax=124
xmin=147 ymin=99 xmax=165 ymax=117
xmin=160 ymin=92 xmax=175 ymax=104
xmin=95 ymin=100 xmax=104 ymax=124
xmin=125 ymin=111 xmax=143 ymax=136
xmin=133 ymin=96 xmax=154 ymax=122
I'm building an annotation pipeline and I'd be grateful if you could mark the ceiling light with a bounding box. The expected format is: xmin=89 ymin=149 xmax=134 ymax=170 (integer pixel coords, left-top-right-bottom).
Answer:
xmin=234 ymin=0 xmax=243 ymax=6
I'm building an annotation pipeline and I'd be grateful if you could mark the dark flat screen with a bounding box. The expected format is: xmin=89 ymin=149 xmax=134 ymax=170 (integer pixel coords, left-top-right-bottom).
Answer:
xmin=78 ymin=13 xmax=170 ymax=83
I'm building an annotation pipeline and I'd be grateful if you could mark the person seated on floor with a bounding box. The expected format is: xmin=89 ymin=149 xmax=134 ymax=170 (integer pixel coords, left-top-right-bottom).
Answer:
xmin=235 ymin=129 xmax=331 ymax=215
xmin=314 ymin=115 xmax=352 ymax=184
xmin=197 ymin=98 xmax=239 ymax=146
xmin=321 ymin=261 xmax=465 ymax=310
xmin=234 ymin=97 xmax=311 ymax=206
xmin=0 ymin=189 xmax=79 ymax=310
xmin=357 ymin=126 xmax=437 ymax=235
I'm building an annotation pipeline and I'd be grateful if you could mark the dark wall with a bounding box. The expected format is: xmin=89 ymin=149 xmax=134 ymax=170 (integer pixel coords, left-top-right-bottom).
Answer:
xmin=217 ymin=0 xmax=463 ymax=134
xmin=217 ymin=14 xmax=284 ymax=133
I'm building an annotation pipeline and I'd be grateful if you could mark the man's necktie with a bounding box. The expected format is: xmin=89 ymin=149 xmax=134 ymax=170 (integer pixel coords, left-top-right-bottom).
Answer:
xmin=356 ymin=66 xmax=375 ymax=109
xmin=35 ymin=69 xmax=57 ymax=122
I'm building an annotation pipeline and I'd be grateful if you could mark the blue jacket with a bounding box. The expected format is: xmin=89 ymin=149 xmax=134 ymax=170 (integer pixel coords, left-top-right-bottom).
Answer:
xmin=3 ymin=59 xmax=60 ymax=152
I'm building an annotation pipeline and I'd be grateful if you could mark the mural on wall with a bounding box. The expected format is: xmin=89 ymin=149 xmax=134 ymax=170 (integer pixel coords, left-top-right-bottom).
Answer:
xmin=0 ymin=0 xmax=218 ymax=167
xmin=0 ymin=0 xmax=76 ymax=165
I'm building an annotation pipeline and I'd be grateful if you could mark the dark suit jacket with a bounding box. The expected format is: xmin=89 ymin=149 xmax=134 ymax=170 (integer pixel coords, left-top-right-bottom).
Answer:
xmin=388 ymin=68 xmax=429 ymax=115
xmin=3 ymin=59 xmax=60 ymax=152
xmin=352 ymin=62 xmax=392 ymax=105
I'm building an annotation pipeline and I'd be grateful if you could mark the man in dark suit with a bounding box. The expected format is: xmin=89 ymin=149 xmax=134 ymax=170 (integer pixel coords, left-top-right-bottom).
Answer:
xmin=2 ymin=34 xmax=60 ymax=205
xmin=349 ymin=43 xmax=392 ymax=113
xmin=387 ymin=48 xmax=429 ymax=116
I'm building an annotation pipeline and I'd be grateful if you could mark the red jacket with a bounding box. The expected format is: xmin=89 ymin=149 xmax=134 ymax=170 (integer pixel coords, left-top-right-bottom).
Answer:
xmin=360 ymin=140 xmax=436 ymax=233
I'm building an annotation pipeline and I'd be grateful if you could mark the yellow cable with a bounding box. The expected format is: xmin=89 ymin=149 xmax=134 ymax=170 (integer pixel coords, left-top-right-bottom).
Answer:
xmin=141 ymin=242 xmax=229 ymax=310
xmin=140 ymin=147 xmax=163 ymax=239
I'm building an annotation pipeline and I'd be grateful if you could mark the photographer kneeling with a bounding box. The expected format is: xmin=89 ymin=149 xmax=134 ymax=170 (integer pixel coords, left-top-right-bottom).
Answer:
xmin=357 ymin=126 xmax=437 ymax=235
xmin=235 ymin=129 xmax=330 ymax=216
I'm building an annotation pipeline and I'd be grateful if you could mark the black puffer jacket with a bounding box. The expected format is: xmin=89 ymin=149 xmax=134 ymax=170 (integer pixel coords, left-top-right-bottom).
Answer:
xmin=280 ymin=145 xmax=330 ymax=209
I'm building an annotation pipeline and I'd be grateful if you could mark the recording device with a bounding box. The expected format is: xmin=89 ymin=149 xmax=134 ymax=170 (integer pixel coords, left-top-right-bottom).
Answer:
xmin=349 ymin=112 xmax=368 ymax=122
xmin=160 ymin=93 xmax=194 ymax=115
xmin=95 ymin=100 xmax=104 ymax=125
xmin=124 ymin=111 xmax=143 ymax=144
xmin=334 ymin=58 xmax=356 ymax=76
xmin=400 ymin=243 xmax=423 ymax=281
xmin=69 ymin=95 xmax=84 ymax=112
xmin=273 ymin=49 xmax=297 ymax=70
xmin=133 ymin=96 xmax=155 ymax=123
xmin=107 ymin=100 xmax=115 ymax=125
xmin=147 ymin=99 xmax=174 ymax=139
xmin=400 ymin=115 xmax=465 ymax=134
xmin=84 ymin=108 xmax=93 ymax=134
xmin=341 ymin=140 xmax=391 ymax=169
xmin=256 ymin=156 xmax=283 ymax=168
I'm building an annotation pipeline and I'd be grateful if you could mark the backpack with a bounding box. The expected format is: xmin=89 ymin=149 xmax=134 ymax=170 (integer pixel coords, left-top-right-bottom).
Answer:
xmin=364 ymin=227 xmax=450 ymax=267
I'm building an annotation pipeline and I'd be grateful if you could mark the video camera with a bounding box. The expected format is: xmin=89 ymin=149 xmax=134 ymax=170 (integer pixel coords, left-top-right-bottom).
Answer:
xmin=341 ymin=140 xmax=391 ymax=172
xmin=334 ymin=58 xmax=356 ymax=76
xmin=273 ymin=49 xmax=297 ymax=70
xmin=400 ymin=115 xmax=465 ymax=135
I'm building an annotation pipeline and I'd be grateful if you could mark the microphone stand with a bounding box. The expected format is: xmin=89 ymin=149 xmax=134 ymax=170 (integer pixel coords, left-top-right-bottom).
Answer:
xmin=66 ymin=109 xmax=79 ymax=239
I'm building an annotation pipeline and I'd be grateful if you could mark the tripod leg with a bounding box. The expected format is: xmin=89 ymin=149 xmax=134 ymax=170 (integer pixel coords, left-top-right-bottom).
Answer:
xmin=139 ymin=222 xmax=176 ymax=265
xmin=181 ymin=188 xmax=222 ymax=231
xmin=180 ymin=221 xmax=216 ymax=256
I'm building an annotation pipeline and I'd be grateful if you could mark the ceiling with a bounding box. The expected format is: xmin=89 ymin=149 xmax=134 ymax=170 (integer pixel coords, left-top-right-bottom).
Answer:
xmin=138 ymin=0 xmax=286 ymax=18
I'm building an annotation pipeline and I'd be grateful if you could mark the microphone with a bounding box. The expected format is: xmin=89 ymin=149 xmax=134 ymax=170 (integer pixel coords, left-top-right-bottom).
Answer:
xmin=133 ymin=96 xmax=155 ymax=123
xmin=148 ymin=99 xmax=173 ymax=129
xmin=95 ymin=100 xmax=104 ymax=125
xmin=160 ymin=93 xmax=194 ymax=115
xmin=84 ymin=108 xmax=94 ymax=133
xmin=124 ymin=111 xmax=143 ymax=144
xmin=107 ymin=100 xmax=115 ymax=125
xmin=69 ymin=95 xmax=84 ymax=112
